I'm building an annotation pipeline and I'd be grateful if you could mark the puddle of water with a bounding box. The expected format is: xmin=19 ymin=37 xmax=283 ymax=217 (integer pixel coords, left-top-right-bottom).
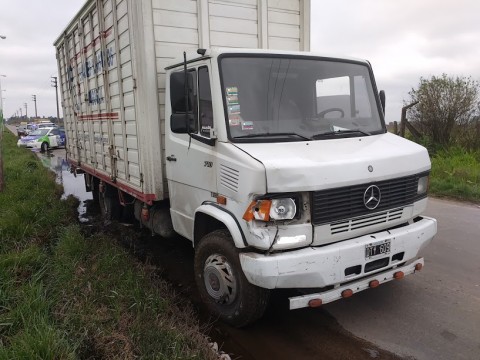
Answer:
xmin=35 ymin=148 xmax=92 ymax=221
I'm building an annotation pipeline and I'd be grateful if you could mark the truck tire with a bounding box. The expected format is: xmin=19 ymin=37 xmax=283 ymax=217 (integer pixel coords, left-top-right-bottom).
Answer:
xmin=99 ymin=187 xmax=122 ymax=222
xmin=91 ymin=181 xmax=100 ymax=205
xmin=194 ymin=229 xmax=270 ymax=327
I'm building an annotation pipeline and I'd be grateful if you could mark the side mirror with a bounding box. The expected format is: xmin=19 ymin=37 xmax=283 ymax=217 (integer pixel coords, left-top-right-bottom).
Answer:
xmin=170 ymin=71 xmax=197 ymax=133
xmin=170 ymin=72 xmax=195 ymax=114
xmin=379 ymin=90 xmax=386 ymax=114
xmin=170 ymin=113 xmax=196 ymax=134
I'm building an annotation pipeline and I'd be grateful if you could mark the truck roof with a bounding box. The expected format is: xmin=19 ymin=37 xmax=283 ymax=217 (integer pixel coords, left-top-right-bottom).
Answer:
xmin=165 ymin=48 xmax=369 ymax=71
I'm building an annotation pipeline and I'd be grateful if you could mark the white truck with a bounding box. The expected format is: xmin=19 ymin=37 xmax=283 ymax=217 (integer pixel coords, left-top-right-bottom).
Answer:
xmin=54 ymin=0 xmax=437 ymax=327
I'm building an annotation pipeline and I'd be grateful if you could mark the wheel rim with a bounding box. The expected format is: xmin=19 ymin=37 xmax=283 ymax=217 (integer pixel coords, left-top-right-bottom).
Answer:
xmin=203 ymin=254 xmax=237 ymax=305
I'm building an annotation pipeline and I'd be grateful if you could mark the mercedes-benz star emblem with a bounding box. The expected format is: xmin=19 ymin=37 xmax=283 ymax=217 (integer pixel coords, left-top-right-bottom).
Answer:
xmin=364 ymin=185 xmax=381 ymax=210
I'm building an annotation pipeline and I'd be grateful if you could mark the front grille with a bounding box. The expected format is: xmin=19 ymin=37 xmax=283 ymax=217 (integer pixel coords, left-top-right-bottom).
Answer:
xmin=312 ymin=172 xmax=428 ymax=226
xmin=330 ymin=208 xmax=404 ymax=234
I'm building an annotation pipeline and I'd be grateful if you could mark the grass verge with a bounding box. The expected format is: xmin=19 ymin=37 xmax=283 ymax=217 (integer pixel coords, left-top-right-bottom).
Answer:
xmin=430 ymin=147 xmax=480 ymax=203
xmin=0 ymin=129 xmax=217 ymax=359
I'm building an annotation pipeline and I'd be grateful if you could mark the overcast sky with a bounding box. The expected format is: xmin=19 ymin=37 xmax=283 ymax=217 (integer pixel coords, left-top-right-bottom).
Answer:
xmin=0 ymin=0 xmax=479 ymax=122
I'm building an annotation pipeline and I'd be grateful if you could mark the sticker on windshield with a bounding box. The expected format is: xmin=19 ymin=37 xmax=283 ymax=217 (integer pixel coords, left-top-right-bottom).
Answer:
xmin=226 ymin=87 xmax=238 ymax=96
xmin=226 ymin=87 xmax=240 ymax=114
xmin=226 ymin=86 xmax=252 ymax=131
xmin=226 ymin=94 xmax=238 ymax=104
xmin=229 ymin=114 xmax=241 ymax=127
xmin=241 ymin=121 xmax=254 ymax=131
xmin=228 ymin=104 xmax=241 ymax=114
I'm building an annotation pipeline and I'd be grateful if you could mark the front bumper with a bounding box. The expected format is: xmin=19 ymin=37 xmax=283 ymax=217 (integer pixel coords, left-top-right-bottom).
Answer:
xmin=239 ymin=216 xmax=436 ymax=291
xmin=17 ymin=141 xmax=34 ymax=148
xmin=289 ymin=259 xmax=424 ymax=309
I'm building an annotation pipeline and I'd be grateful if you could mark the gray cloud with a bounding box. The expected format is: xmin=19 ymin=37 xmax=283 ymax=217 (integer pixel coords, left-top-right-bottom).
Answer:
xmin=0 ymin=0 xmax=86 ymax=118
xmin=311 ymin=0 xmax=480 ymax=122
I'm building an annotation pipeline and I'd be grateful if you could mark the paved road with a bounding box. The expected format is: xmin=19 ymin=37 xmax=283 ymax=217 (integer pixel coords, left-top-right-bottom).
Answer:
xmin=325 ymin=198 xmax=480 ymax=360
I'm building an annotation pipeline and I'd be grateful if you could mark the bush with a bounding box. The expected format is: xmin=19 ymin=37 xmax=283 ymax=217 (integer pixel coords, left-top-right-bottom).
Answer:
xmin=429 ymin=146 xmax=480 ymax=202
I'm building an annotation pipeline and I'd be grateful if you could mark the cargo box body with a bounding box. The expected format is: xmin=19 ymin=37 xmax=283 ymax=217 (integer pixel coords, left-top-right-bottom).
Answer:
xmin=54 ymin=0 xmax=310 ymax=202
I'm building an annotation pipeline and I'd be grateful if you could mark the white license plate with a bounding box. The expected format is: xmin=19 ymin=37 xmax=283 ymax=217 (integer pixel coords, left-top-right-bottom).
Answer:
xmin=365 ymin=239 xmax=391 ymax=259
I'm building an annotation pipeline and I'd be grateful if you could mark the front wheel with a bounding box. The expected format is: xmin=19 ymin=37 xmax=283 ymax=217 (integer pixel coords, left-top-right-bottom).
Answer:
xmin=194 ymin=229 xmax=270 ymax=327
xmin=40 ymin=142 xmax=49 ymax=152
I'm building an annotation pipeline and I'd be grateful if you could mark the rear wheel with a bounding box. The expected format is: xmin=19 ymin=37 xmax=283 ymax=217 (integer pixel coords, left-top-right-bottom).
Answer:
xmin=40 ymin=142 xmax=49 ymax=152
xmin=99 ymin=186 xmax=122 ymax=222
xmin=194 ymin=229 xmax=270 ymax=327
xmin=90 ymin=178 xmax=100 ymax=205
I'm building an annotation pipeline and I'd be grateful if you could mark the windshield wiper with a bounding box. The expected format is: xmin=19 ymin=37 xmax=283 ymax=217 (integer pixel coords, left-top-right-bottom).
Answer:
xmin=312 ymin=129 xmax=371 ymax=139
xmin=234 ymin=132 xmax=309 ymax=140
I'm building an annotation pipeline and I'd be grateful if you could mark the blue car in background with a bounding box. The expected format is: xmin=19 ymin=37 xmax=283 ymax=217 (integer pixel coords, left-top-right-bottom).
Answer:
xmin=17 ymin=127 xmax=66 ymax=151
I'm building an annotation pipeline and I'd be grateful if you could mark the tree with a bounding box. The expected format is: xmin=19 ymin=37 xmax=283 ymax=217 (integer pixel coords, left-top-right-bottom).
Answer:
xmin=406 ymin=74 xmax=480 ymax=147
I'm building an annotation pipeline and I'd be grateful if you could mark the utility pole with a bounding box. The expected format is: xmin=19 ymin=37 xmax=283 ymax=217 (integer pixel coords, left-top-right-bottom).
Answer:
xmin=24 ymin=102 xmax=28 ymax=119
xmin=0 ymin=73 xmax=7 ymax=192
xmin=32 ymin=94 xmax=37 ymax=118
xmin=51 ymin=76 xmax=60 ymax=122
xmin=0 ymin=43 xmax=5 ymax=191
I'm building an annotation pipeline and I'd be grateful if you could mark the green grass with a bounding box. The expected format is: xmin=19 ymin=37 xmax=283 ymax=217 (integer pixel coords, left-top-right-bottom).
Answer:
xmin=0 ymin=129 xmax=217 ymax=359
xmin=430 ymin=147 xmax=480 ymax=202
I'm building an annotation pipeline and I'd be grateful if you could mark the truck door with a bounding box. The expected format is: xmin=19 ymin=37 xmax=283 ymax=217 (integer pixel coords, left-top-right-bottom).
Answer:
xmin=166 ymin=65 xmax=217 ymax=240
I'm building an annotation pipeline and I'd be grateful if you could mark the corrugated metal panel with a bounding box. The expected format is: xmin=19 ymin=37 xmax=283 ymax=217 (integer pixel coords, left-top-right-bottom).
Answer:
xmin=267 ymin=0 xmax=301 ymax=50
xmin=56 ymin=0 xmax=141 ymax=191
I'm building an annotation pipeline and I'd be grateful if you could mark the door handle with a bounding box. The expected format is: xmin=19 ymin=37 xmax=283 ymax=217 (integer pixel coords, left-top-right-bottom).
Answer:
xmin=166 ymin=155 xmax=177 ymax=162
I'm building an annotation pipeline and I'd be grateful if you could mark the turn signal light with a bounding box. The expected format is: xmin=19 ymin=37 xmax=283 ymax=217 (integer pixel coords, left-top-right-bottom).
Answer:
xmin=308 ymin=299 xmax=323 ymax=308
xmin=341 ymin=289 xmax=353 ymax=298
xmin=415 ymin=263 xmax=423 ymax=271
xmin=369 ymin=280 xmax=380 ymax=288
xmin=394 ymin=271 xmax=405 ymax=280
xmin=216 ymin=195 xmax=227 ymax=205
xmin=242 ymin=200 xmax=272 ymax=222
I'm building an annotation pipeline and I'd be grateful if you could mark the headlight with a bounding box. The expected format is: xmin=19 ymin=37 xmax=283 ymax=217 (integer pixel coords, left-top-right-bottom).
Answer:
xmin=270 ymin=198 xmax=296 ymax=220
xmin=243 ymin=198 xmax=297 ymax=222
xmin=417 ymin=175 xmax=429 ymax=195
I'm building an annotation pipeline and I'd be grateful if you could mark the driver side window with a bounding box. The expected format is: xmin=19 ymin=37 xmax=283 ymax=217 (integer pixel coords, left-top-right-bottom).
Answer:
xmin=198 ymin=66 xmax=213 ymax=138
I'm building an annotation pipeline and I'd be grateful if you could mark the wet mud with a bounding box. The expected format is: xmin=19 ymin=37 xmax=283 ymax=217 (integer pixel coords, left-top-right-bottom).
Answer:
xmin=41 ymin=148 xmax=405 ymax=360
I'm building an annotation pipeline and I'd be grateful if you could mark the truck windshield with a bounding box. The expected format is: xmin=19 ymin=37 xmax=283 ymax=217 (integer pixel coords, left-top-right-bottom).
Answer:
xmin=219 ymin=55 xmax=384 ymax=142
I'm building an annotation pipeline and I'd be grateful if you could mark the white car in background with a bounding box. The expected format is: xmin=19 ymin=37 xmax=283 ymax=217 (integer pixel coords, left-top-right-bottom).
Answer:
xmin=17 ymin=127 xmax=66 ymax=151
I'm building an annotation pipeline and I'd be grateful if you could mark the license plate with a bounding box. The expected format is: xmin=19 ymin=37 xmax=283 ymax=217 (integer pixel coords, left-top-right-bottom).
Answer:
xmin=365 ymin=239 xmax=391 ymax=259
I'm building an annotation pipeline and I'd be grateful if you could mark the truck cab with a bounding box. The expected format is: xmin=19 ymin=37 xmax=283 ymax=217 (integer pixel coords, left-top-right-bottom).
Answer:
xmin=164 ymin=48 xmax=437 ymax=326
